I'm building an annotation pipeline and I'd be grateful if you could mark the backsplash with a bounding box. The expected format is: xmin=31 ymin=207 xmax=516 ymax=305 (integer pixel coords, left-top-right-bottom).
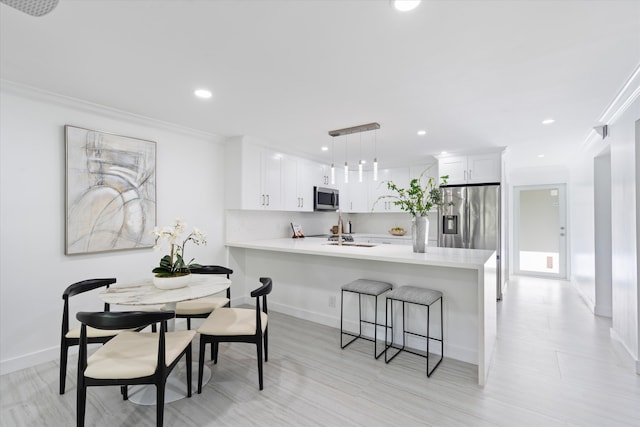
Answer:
xmin=225 ymin=209 xmax=438 ymax=242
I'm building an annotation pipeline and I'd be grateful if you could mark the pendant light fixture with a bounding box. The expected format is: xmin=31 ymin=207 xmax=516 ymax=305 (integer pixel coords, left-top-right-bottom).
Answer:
xmin=328 ymin=122 xmax=380 ymax=184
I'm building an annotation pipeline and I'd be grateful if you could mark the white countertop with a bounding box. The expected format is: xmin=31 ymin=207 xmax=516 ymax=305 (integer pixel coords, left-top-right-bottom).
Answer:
xmin=227 ymin=237 xmax=494 ymax=270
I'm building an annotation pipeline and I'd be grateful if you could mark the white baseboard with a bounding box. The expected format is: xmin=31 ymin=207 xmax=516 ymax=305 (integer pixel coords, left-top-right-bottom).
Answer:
xmin=570 ymin=278 xmax=596 ymax=314
xmin=270 ymin=301 xmax=477 ymax=365
xmin=0 ymin=318 xmax=190 ymax=377
xmin=594 ymin=304 xmax=613 ymax=318
xmin=0 ymin=346 xmax=60 ymax=376
xmin=610 ymin=327 xmax=640 ymax=374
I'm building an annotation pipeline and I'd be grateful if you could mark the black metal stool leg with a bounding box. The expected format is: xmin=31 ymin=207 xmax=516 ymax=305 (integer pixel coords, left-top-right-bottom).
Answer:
xmin=340 ymin=280 xmax=393 ymax=358
xmin=385 ymin=291 xmax=444 ymax=377
xmin=426 ymin=297 xmax=444 ymax=377
xmin=340 ymin=290 xmax=359 ymax=349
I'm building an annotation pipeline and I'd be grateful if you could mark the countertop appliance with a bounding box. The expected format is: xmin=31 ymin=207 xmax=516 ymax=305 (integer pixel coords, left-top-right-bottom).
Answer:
xmin=314 ymin=186 xmax=339 ymax=211
xmin=438 ymin=184 xmax=502 ymax=299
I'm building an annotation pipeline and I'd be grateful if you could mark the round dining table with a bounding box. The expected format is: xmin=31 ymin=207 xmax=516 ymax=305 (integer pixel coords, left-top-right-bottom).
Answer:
xmin=98 ymin=274 xmax=231 ymax=405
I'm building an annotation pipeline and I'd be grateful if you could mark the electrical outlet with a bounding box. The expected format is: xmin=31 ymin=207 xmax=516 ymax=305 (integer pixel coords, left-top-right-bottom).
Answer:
xmin=328 ymin=295 xmax=337 ymax=308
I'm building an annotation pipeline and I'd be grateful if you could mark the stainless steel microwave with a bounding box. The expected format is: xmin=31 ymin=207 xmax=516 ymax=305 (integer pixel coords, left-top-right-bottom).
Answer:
xmin=314 ymin=186 xmax=339 ymax=211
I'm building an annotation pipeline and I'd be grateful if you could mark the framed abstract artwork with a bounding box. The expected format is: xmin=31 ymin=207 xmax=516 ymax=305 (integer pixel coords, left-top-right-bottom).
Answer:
xmin=65 ymin=125 xmax=157 ymax=254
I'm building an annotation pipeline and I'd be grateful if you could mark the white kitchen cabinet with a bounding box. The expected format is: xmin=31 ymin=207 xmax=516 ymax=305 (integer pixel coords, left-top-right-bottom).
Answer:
xmin=370 ymin=167 xmax=409 ymax=212
xmin=282 ymin=156 xmax=313 ymax=212
xmin=225 ymin=139 xmax=282 ymax=210
xmin=338 ymin=168 xmax=369 ymax=213
xmin=410 ymin=161 xmax=438 ymax=182
xmin=438 ymin=153 xmax=501 ymax=185
xmin=314 ymin=162 xmax=337 ymax=188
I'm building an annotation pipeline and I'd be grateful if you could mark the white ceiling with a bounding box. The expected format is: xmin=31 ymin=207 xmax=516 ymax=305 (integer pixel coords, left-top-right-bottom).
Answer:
xmin=1 ymin=0 xmax=639 ymax=170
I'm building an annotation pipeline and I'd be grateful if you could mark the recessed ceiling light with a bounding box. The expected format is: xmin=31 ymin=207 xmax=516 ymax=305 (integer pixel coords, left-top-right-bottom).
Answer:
xmin=393 ymin=0 xmax=421 ymax=12
xmin=542 ymin=118 xmax=555 ymax=124
xmin=417 ymin=130 xmax=427 ymax=136
xmin=441 ymin=151 xmax=447 ymax=155
xmin=537 ymin=154 xmax=545 ymax=158
xmin=321 ymin=146 xmax=328 ymax=151
xmin=194 ymin=89 xmax=212 ymax=99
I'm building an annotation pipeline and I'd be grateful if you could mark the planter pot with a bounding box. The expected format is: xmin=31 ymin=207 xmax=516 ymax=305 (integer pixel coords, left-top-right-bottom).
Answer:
xmin=411 ymin=216 xmax=429 ymax=253
xmin=152 ymin=273 xmax=191 ymax=290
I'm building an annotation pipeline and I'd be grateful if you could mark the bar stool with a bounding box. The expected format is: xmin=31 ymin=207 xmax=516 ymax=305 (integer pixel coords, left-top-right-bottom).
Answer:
xmin=340 ymin=279 xmax=393 ymax=358
xmin=384 ymin=285 xmax=443 ymax=376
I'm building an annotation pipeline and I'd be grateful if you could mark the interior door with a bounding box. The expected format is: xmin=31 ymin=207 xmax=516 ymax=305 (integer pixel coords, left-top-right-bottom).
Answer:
xmin=513 ymin=184 xmax=567 ymax=278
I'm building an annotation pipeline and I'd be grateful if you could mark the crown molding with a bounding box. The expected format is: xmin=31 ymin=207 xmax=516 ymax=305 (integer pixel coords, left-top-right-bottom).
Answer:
xmin=0 ymin=79 xmax=225 ymax=141
xmin=582 ymin=63 xmax=640 ymax=148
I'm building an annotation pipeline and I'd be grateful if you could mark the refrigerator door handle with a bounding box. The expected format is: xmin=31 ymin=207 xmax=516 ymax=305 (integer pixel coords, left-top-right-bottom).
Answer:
xmin=465 ymin=199 xmax=470 ymax=248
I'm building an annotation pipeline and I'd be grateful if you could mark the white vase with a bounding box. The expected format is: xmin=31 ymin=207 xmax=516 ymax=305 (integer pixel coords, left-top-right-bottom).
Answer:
xmin=152 ymin=273 xmax=191 ymax=290
xmin=411 ymin=215 xmax=429 ymax=253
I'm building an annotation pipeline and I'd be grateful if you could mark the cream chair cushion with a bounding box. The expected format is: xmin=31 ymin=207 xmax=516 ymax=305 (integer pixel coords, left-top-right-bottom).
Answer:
xmin=84 ymin=330 xmax=196 ymax=379
xmin=66 ymin=326 xmax=125 ymax=339
xmin=176 ymin=297 xmax=230 ymax=315
xmin=198 ymin=308 xmax=268 ymax=336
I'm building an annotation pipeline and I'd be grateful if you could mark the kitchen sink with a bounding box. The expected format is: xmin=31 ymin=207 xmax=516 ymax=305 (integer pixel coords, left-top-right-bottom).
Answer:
xmin=325 ymin=242 xmax=377 ymax=248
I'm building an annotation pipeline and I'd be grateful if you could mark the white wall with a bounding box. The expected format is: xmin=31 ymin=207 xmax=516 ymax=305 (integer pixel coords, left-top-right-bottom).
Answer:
xmin=594 ymin=150 xmax=612 ymax=317
xmin=609 ymin=97 xmax=639 ymax=367
xmin=0 ymin=83 xmax=228 ymax=374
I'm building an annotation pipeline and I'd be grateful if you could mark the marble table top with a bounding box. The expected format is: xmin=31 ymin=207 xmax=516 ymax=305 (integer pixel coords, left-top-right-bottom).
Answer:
xmin=99 ymin=274 xmax=230 ymax=306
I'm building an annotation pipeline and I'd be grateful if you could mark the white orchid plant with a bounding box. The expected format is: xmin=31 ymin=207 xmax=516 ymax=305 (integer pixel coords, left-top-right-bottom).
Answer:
xmin=151 ymin=218 xmax=207 ymax=277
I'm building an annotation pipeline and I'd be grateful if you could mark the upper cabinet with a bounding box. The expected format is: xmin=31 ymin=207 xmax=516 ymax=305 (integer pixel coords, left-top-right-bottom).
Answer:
xmin=226 ymin=140 xmax=282 ymax=210
xmin=438 ymin=152 xmax=501 ymax=185
xmin=282 ymin=156 xmax=313 ymax=212
xmin=226 ymin=138 xmax=329 ymax=212
xmin=370 ymin=167 xmax=410 ymax=212
xmin=315 ymin=163 xmax=337 ymax=189
xmin=338 ymin=168 xmax=369 ymax=213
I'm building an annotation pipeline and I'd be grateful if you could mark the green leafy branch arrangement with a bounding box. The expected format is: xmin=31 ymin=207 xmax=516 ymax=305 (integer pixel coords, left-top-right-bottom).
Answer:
xmin=375 ymin=170 xmax=453 ymax=217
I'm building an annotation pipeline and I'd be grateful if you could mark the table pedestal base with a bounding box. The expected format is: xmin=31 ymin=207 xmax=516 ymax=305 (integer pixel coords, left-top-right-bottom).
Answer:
xmin=127 ymin=363 xmax=211 ymax=405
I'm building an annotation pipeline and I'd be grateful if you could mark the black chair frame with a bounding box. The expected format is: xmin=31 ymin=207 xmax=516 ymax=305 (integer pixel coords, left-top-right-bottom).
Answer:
xmin=76 ymin=310 xmax=192 ymax=427
xmin=198 ymin=277 xmax=271 ymax=392
xmin=384 ymin=295 xmax=444 ymax=377
xmin=340 ymin=288 xmax=387 ymax=359
xmin=60 ymin=278 xmax=116 ymax=395
xmin=177 ymin=265 xmax=233 ymax=329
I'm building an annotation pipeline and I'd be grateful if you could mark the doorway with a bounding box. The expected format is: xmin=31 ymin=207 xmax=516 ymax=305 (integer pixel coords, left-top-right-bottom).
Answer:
xmin=513 ymin=184 xmax=567 ymax=278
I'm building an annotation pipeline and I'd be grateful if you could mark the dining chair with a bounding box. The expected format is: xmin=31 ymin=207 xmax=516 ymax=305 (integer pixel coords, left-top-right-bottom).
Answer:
xmin=76 ymin=310 xmax=196 ymax=427
xmin=175 ymin=265 xmax=233 ymax=329
xmin=197 ymin=277 xmax=272 ymax=391
xmin=60 ymin=278 xmax=124 ymax=395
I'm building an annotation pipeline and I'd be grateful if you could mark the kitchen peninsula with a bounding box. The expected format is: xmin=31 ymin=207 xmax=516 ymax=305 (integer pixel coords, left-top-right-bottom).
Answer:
xmin=226 ymin=237 xmax=497 ymax=385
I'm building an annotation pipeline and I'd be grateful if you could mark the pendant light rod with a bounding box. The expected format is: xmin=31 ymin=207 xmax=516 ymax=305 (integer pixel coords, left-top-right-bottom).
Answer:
xmin=328 ymin=122 xmax=380 ymax=137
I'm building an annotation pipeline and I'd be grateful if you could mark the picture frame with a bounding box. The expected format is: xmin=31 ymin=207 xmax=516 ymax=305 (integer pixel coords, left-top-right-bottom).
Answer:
xmin=291 ymin=223 xmax=305 ymax=238
xmin=65 ymin=125 xmax=157 ymax=254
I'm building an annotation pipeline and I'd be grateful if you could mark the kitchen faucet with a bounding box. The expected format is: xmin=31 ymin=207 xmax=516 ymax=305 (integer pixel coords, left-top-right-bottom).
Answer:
xmin=337 ymin=210 xmax=343 ymax=246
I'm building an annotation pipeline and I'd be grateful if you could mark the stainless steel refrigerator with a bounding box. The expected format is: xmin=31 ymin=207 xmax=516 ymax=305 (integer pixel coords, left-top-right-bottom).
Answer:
xmin=438 ymin=184 xmax=502 ymax=299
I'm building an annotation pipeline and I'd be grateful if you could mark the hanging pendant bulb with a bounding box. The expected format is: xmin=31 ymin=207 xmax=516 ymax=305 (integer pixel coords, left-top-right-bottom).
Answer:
xmin=358 ymin=133 xmax=363 ymax=183
xmin=344 ymin=162 xmax=349 ymax=183
xmin=330 ymin=138 xmax=335 ymax=185
xmin=373 ymin=129 xmax=378 ymax=181
xmin=373 ymin=158 xmax=378 ymax=181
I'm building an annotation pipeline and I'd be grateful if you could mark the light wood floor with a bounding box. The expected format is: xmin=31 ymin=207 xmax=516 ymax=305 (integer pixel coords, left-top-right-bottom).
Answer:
xmin=2 ymin=276 xmax=639 ymax=426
